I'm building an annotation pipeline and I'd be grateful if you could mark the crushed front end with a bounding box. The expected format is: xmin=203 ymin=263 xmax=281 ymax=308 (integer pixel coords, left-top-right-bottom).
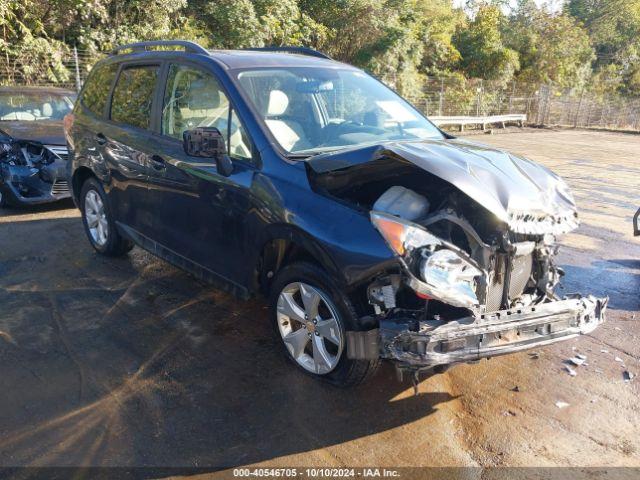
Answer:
xmin=0 ymin=140 xmax=70 ymax=205
xmin=348 ymin=202 xmax=607 ymax=373
xmin=307 ymin=140 xmax=608 ymax=375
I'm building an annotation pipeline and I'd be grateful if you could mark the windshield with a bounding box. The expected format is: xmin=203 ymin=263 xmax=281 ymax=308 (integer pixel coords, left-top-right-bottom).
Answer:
xmin=0 ymin=91 xmax=74 ymax=121
xmin=235 ymin=67 xmax=443 ymax=155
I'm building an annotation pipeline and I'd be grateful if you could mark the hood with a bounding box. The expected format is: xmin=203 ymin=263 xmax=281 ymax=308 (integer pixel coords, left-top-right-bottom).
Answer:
xmin=307 ymin=139 xmax=579 ymax=235
xmin=0 ymin=120 xmax=65 ymax=145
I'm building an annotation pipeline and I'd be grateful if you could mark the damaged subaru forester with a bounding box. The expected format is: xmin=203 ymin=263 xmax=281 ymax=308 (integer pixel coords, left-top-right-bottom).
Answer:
xmin=66 ymin=41 xmax=607 ymax=387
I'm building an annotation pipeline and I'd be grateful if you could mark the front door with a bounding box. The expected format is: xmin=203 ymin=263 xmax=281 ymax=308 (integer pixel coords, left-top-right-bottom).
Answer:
xmin=146 ymin=63 xmax=257 ymax=288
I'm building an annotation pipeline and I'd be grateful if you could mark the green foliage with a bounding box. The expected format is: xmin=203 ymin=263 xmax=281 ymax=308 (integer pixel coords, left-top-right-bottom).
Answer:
xmin=567 ymin=0 xmax=640 ymax=95
xmin=0 ymin=0 xmax=637 ymax=97
xmin=453 ymin=4 xmax=519 ymax=84
xmin=506 ymin=4 xmax=594 ymax=87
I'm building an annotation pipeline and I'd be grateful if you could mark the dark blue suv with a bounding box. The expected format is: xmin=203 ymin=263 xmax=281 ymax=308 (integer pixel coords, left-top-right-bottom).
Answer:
xmin=66 ymin=41 xmax=606 ymax=387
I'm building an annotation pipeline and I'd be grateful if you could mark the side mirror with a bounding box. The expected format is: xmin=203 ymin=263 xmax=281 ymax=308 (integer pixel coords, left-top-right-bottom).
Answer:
xmin=183 ymin=127 xmax=233 ymax=177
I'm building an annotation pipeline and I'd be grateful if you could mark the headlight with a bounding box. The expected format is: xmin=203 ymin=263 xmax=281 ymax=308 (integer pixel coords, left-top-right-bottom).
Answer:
xmin=371 ymin=212 xmax=441 ymax=256
xmin=371 ymin=211 xmax=482 ymax=308
xmin=420 ymin=249 xmax=481 ymax=307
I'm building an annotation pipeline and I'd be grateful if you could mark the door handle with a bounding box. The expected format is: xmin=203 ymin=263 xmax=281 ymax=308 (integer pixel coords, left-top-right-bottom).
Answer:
xmin=95 ymin=133 xmax=107 ymax=145
xmin=150 ymin=155 xmax=166 ymax=171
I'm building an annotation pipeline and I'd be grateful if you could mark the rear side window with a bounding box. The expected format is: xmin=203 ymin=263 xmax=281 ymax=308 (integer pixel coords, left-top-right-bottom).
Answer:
xmin=110 ymin=65 xmax=159 ymax=130
xmin=81 ymin=63 xmax=118 ymax=117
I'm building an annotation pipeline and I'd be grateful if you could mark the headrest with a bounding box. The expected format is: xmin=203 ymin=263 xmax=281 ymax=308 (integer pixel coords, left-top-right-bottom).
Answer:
xmin=267 ymin=90 xmax=289 ymax=116
xmin=42 ymin=102 xmax=53 ymax=117
xmin=187 ymin=78 xmax=220 ymax=109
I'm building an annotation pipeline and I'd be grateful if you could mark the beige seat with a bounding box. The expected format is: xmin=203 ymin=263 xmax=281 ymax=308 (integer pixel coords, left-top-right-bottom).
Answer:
xmin=42 ymin=102 xmax=53 ymax=118
xmin=264 ymin=90 xmax=311 ymax=151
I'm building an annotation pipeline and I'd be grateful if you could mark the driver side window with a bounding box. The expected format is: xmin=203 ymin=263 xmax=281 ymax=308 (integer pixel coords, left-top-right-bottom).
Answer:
xmin=162 ymin=64 xmax=252 ymax=161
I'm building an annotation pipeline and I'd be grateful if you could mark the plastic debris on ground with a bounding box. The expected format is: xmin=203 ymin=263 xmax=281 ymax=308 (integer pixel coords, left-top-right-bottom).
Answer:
xmin=555 ymin=401 xmax=570 ymax=409
xmin=569 ymin=356 xmax=586 ymax=366
xmin=623 ymin=371 xmax=634 ymax=382
xmin=565 ymin=366 xmax=577 ymax=376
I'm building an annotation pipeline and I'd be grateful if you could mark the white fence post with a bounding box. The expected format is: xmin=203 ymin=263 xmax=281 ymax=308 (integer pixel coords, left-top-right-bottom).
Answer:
xmin=73 ymin=46 xmax=82 ymax=93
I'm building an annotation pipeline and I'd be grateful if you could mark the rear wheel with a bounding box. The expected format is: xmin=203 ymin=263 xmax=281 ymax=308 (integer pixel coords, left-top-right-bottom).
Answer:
xmin=80 ymin=178 xmax=133 ymax=256
xmin=269 ymin=262 xmax=380 ymax=387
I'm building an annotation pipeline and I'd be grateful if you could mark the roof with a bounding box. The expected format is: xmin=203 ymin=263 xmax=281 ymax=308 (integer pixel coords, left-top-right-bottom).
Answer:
xmin=0 ymin=86 xmax=76 ymax=95
xmin=104 ymin=46 xmax=355 ymax=71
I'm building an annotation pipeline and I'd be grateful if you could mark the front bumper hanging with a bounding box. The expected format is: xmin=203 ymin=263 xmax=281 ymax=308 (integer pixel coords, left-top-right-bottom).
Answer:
xmin=347 ymin=295 xmax=607 ymax=368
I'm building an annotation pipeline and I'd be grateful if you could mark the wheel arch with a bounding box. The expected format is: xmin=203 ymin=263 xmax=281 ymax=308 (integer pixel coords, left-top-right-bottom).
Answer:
xmin=252 ymin=224 xmax=346 ymax=296
xmin=71 ymin=166 xmax=97 ymax=205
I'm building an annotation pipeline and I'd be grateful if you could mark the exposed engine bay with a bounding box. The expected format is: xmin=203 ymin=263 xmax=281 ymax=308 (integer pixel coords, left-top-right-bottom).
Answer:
xmin=307 ymin=140 xmax=607 ymax=375
xmin=0 ymin=139 xmax=70 ymax=205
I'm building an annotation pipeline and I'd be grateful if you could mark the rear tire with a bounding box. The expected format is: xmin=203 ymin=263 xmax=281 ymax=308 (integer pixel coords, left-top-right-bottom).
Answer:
xmin=80 ymin=178 xmax=133 ymax=256
xmin=269 ymin=261 xmax=380 ymax=387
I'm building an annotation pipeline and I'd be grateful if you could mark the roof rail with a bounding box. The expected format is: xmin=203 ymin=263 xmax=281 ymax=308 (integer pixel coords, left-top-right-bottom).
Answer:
xmin=111 ymin=40 xmax=209 ymax=56
xmin=242 ymin=46 xmax=332 ymax=60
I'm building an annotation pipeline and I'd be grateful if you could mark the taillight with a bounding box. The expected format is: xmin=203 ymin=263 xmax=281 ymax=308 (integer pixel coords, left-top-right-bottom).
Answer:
xmin=63 ymin=113 xmax=74 ymax=135
xmin=63 ymin=113 xmax=75 ymax=150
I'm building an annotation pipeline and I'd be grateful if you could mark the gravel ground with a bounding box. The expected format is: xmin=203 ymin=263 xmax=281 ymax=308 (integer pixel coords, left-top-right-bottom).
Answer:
xmin=0 ymin=129 xmax=638 ymax=471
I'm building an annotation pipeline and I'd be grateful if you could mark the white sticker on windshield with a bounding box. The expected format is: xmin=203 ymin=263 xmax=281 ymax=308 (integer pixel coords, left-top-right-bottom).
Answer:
xmin=375 ymin=100 xmax=417 ymax=123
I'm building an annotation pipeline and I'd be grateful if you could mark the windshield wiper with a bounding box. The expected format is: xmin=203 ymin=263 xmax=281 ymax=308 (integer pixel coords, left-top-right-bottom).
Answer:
xmin=286 ymin=151 xmax=326 ymax=160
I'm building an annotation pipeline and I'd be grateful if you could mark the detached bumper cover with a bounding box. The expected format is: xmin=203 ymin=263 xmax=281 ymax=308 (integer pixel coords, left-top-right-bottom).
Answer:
xmin=0 ymin=161 xmax=70 ymax=205
xmin=347 ymin=295 xmax=607 ymax=368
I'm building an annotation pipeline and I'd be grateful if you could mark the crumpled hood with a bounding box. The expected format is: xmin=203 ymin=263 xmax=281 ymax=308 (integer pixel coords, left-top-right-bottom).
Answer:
xmin=307 ymin=138 xmax=579 ymax=235
xmin=0 ymin=120 xmax=65 ymax=145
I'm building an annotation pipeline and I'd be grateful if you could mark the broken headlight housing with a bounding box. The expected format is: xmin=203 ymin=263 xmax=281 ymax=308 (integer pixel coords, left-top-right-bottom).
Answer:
xmin=419 ymin=249 xmax=481 ymax=307
xmin=371 ymin=211 xmax=483 ymax=308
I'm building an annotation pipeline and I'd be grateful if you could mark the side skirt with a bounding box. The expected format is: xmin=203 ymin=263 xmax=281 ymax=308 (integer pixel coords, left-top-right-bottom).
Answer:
xmin=116 ymin=222 xmax=251 ymax=300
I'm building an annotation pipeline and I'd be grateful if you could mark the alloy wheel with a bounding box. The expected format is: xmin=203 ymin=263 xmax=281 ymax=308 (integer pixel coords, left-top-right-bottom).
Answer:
xmin=276 ymin=282 xmax=344 ymax=375
xmin=84 ymin=189 xmax=109 ymax=246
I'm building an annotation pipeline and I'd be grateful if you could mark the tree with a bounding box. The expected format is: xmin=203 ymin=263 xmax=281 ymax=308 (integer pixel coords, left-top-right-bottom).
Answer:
xmin=253 ymin=0 xmax=328 ymax=47
xmin=415 ymin=0 xmax=465 ymax=74
xmin=453 ymin=4 xmax=519 ymax=83
xmin=188 ymin=0 xmax=259 ymax=49
xmin=506 ymin=2 xmax=595 ymax=87
xmin=567 ymin=0 xmax=640 ymax=95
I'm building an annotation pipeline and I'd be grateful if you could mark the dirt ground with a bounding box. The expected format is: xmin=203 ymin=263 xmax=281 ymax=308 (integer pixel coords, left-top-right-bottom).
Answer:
xmin=0 ymin=129 xmax=638 ymax=472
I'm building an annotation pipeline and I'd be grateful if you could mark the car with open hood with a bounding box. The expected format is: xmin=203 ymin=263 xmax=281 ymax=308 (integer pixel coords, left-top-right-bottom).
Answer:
xmin=0 ymin=86 xmax=74 ymax=206
xmin=65 ymin=41 xmax=607 ymax=387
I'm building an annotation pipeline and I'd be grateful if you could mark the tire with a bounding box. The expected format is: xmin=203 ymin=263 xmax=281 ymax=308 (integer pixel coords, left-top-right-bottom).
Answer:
xmin=80 ymin=178 xmax=133 ymax=256
xmin=269 ymin=261 xmax=380 ymax=387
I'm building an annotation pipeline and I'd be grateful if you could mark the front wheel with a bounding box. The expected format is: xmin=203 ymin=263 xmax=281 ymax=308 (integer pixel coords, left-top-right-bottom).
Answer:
xmin=269 ymin=262 xmax=380 ymax=387
xmin=80 ymin=178 xmax=133 ymax=256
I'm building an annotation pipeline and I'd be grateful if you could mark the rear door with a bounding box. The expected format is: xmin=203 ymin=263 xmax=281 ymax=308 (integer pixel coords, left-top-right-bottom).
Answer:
xmin=101 ymin=62 xmax=161 ymax=238
xmin=145 ymin=62 xmax=257 ymax=287
xmin=70 ymin=62 xmax=119 ymax=197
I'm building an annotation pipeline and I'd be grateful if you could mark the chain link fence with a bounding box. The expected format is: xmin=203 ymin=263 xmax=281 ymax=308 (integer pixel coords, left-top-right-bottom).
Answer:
xmin=0 ymin=48 xmax=101 ymax=92
xmin=1 ymin=48 xmax=639 ymax=131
